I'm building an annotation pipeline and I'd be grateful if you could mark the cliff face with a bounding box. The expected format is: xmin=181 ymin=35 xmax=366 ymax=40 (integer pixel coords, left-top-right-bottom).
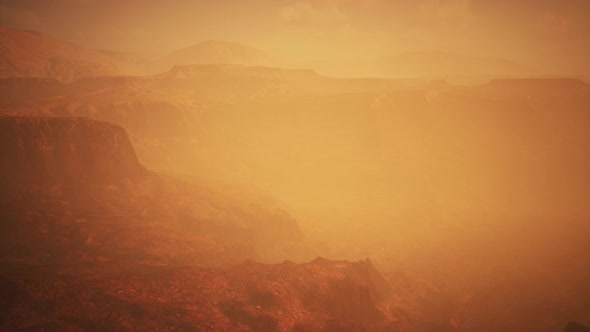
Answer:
xmin=0 ymin=115 xmax=302 ymax=265
xmin=0 ymin=116 xmax=146 ymax=186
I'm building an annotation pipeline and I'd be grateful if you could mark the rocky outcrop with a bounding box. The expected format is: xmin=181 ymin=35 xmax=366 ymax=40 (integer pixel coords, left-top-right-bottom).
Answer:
xmin=0 ymin=257 xmax=424 ymax=332
xmin=0 ymin=116 xmax=146 ymax=186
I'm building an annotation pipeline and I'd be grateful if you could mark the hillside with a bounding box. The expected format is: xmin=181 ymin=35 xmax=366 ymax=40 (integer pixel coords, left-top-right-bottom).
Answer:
xmin=0 ymin=26 xmax=125 ymax=82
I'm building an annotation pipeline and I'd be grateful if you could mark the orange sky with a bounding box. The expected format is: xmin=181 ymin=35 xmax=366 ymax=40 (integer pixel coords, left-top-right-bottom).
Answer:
xmin=1 ymin=0 xmax=589 ymax=76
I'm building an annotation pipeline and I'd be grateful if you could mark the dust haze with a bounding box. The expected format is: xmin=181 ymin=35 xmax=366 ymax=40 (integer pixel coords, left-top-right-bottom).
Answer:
xmin=1 ymin=1 xmax=589 ymax=331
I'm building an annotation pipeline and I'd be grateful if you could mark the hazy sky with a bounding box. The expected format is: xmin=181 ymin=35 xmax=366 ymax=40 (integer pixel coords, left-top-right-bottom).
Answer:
xmin=1 ymin=0 xmax=589 ymax=75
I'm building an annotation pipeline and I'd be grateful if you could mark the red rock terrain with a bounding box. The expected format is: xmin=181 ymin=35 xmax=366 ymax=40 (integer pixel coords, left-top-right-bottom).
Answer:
xmin=0 ymin=115 xmax=453 ymax=331
xmin=1 ymin=7 xmax=590 ymax=329
xmin=0 ymin=258 xmax=447 ymax=331
xmin=1 ymin=37 xmax=590 ymax=330
xmin=0 ymin=116 xmax=303 ymax=265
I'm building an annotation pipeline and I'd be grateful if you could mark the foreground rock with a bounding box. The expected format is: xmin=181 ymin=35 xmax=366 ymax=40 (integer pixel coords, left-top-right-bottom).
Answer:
xmin=0 ymin=258 xmax=441 ymax=331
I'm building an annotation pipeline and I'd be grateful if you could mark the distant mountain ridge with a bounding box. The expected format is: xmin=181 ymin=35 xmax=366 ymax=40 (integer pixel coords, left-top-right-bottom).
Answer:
xmin=378 ymin=51 xmax=538 ymax=78
xmin=0 ymin=26 xmax=123 ymax=82
xmin=0 ymin=27 xmax=282 ymax=81
xmin=1 ymin=26 xmax=559 ymax=83
xmin=161 ymin=64 xmax=317 ymax=80
xmin=160 ymin=40 xmax=278 ymax=68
